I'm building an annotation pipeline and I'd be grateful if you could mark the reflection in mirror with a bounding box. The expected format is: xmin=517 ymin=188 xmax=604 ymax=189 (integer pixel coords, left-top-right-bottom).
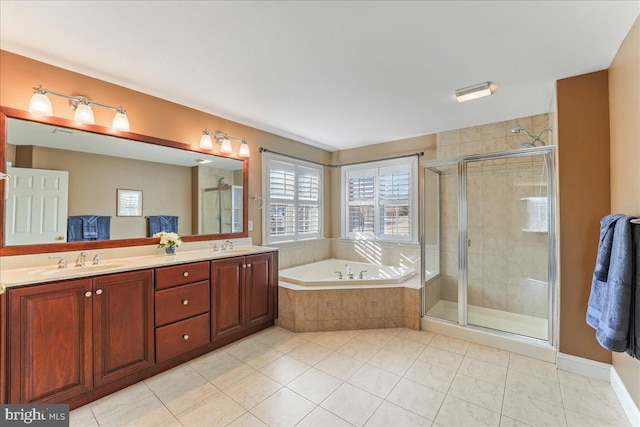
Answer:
xmin=4 ymin=117 xmax=244 ymax=247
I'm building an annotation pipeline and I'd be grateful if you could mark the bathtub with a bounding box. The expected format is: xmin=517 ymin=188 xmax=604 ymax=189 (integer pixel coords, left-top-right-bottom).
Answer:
xmin=279 ymin=258 xmax=416 ymax=287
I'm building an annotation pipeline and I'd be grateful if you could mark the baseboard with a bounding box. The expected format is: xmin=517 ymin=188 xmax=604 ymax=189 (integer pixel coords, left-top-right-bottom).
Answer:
xmin=611 ymin=365 xmax=640 ymax=427
xmin=556 ymin=352 xmax=611 ymax=381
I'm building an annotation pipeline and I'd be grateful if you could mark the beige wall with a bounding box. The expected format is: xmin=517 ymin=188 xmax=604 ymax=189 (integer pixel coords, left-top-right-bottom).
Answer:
xmin=0 ymin=50 xmax=333 ymax=245
xmin=557 ymin=70 xmax=612 ymax=364
xmin=609 ymin=16 xmax=640 ymax=409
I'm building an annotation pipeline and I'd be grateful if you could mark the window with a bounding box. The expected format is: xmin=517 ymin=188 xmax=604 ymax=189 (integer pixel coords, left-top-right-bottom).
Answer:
xmin=263 ymin=153 xmax=323 ymax=243
xmin=342 ymin=157 xmax=417 ymax=242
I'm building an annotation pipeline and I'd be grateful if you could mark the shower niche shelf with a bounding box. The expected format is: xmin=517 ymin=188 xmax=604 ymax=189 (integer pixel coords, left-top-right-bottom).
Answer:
xmin=521 ymin=197 xmax=548 ymax=233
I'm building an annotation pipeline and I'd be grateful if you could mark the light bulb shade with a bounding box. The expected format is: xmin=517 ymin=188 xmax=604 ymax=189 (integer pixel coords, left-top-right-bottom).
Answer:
xmin=200 ymin=133 xmax=213 ymax=149
xmin=74 ymin=103 xmax=95 ymax=124
xmin=238 ymin=142 xmax=250 ymax=157
xmin=220 ymin=138 xmax=233 ymax=154
xmin=112 ymin=111 xmax=130 ymax=131
xmin=29 ymin=93 xmax=53 ymax=115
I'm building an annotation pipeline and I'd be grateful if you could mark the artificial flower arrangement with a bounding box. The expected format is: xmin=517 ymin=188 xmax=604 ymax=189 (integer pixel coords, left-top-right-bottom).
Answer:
xmin=153 ymin=231 xmax=183 ymax=249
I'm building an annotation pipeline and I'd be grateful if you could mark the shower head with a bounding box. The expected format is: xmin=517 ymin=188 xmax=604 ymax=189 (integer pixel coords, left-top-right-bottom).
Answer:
xmin=511 ymin=126 xmax=553 ymax=147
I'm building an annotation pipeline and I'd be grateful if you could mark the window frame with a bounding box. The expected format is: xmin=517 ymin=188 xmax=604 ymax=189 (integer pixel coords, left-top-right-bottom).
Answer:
xmin=262 ymin=152 xmax=324 ymax=244
xmin=341 ymin=157 xmax=418 ymax=242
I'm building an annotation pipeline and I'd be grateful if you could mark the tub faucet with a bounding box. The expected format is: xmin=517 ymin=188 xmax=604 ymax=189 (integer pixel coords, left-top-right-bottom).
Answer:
xmin=345 ymin=264 xmax=354 ymax=279
xmin=76 ymin=251 xmax=88 ymax=267
xmin=358 ymin=270 xmax=368 ymax=279
xmin=334 ymin=271 xmax=343 ymax=280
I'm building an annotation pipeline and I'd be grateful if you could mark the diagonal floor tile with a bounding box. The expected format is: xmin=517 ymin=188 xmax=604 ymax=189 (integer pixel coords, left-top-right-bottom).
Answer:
xmin=250 ymin=388 xmax=316 ymax=427
xmin=321 ymin=383 xmax=383 ymax=427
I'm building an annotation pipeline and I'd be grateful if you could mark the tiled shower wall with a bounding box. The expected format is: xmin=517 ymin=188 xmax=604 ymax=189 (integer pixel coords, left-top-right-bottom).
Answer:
xmin=432 ymin=113 xmax=551 ymax=318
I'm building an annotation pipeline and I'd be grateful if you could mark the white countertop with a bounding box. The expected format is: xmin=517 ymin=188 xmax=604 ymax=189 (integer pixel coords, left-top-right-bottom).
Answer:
xmin=0 ymin=245 xmax=277 ymax=288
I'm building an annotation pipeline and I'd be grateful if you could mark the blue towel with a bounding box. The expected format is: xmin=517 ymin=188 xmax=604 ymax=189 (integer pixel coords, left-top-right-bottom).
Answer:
xmin=68 ymin=216 xmax=111 ymax=242
xmin=80 ymin=215 xmax=98 ymax=239
xmin=629 ymin=221 xmax=640 ymax=360
xmin=148 ymin=215 xmax=178 ymax=236
xmin=587 ymin=215 xmax=635 ymax=352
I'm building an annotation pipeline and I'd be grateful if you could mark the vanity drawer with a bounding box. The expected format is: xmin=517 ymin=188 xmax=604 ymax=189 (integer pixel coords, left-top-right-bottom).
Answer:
xmin=155 ymin=280 xmax=210 ymax=326
xmin=155 ymin=313 xmax=210 ymax=363
xmin=156 ymin=262 xmax=209 ymax=290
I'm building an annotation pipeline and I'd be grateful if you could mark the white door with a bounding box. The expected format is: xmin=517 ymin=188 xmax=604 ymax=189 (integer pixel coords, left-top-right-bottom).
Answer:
xmin=5 ymin=166 xmax=69 ymax=245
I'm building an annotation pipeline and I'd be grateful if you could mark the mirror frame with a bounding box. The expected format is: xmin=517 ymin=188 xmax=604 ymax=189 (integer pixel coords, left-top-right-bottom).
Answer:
xmin=0 ymin=106 xmax=249 ymax=256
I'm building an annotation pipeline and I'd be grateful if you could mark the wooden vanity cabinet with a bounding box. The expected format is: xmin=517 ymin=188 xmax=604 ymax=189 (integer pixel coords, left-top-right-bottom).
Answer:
xmin=6 ymin=270 xmax=154 ymax=403
xmin=211 ymin=252 xmax=276 ymax=341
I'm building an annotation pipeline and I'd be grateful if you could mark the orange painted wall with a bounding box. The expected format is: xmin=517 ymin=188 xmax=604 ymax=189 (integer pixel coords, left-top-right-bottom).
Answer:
xmin=0 ymin=50 xmax=333 ymax=244
xmin=557 ymin=70 xmax=612 ymax=363
xmin=609 ymin=16 xmax=640 ymax=409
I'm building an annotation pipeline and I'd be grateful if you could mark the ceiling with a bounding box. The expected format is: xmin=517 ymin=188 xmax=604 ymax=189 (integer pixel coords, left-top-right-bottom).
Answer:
xmin=1 ymin=1 xmax=638 ymax=151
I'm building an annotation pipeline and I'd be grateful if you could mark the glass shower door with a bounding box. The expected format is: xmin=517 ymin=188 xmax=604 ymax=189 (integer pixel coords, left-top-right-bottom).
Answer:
xmin=463 ymin=153 xmax=552 ymax=340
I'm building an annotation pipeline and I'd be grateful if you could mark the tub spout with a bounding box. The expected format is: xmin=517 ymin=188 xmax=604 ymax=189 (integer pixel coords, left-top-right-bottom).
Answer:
xmin=334 ymin=271 xmax=343 ymax=280
xmin=345 ymin=264 xmax=353 ymax=279
xmin=358 ymin=270 xmax=368 ymax=279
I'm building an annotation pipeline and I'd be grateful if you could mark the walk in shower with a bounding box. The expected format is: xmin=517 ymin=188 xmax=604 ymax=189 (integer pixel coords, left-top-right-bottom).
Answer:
xmin=422 ymin=146 xmax=557 ymax=347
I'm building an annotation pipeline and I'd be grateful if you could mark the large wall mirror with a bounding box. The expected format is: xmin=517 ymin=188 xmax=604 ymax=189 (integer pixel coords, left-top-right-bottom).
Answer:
xmin=0 ymin=107 xmax=248 ymax=256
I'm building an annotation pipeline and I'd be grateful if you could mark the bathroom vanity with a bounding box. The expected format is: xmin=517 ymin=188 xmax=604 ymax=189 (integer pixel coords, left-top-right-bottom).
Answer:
xmin=0 ymin=247 xmax=278 ymax=408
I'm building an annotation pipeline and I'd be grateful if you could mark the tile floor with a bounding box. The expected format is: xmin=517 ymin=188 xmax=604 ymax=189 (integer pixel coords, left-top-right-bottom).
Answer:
xmin=70 ymin=327 xmax=631 ymax=427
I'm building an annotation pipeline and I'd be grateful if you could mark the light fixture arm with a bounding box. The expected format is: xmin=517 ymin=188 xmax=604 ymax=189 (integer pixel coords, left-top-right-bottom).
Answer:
xmin=32 ymin=84 xmax=127 ymax=115
xmin=201 ymin=129 xmax=250 ymax=157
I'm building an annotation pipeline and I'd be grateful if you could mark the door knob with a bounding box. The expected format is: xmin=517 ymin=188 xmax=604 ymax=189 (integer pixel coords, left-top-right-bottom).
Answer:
xmin=183 ymin=272 xmax=189 ymax=277
xmin=183 ymin=334 xmax=189 ymax=340
xmin=95 ymin=289 xmax=103 ymax=295
xmin=85 ymin=291 xmax=92 ymax=297
xmin=182 ymin=300 xmax=189 ymax=305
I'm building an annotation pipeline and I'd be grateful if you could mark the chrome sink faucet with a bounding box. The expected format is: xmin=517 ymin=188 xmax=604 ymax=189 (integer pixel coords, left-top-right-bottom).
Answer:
xmin=49 ymin=255 xmax=68 ymax=269
xmin=92 ymin=251 xmax=106 ymax=265
xmin=221 ymin=240 xmax=234 ymax=251
xmin=76 ymin=251 xmax=88 ymax=267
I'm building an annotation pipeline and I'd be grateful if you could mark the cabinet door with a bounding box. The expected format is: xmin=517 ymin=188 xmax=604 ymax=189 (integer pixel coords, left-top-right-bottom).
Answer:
xmin=245 ymin=253 xmax=275 ymax=327
xmin=211 ymin=257 xmax=245 ymax=341
xmin=93 ymin=270 xmax=154 ymax=387
xmin=8 ymin=279 xmax=93 ymax=403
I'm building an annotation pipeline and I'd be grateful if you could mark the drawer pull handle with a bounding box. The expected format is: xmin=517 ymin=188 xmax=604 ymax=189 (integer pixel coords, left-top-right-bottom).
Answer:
xmin=242 ymin=264 xmax=246 ymax=268
xmin=247 ymin=263 xmax=252 ymax=268
xmin=85 ymin=291 xmax=92 ymax=297
xmin=95 ymin=289 xmax=103 ymax=295
xmin=183 ymin=334 xmax=189 ymax=340
xmin=183 ymin=272 xmax=189 ymax=277
xmin=182 ymin=299 xmax=189 ymax=305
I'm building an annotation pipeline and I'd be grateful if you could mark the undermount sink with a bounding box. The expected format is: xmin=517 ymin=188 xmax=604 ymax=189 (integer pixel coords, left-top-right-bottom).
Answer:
xmin=28 ymin=261 xmax=132 ymax=277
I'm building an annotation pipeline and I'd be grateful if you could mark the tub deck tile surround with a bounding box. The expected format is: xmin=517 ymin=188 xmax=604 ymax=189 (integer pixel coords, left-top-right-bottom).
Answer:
xmin=70 ymin=326 xmax=631 ymax=427
xmin=276 ymin=286 xmax=421 ymax=332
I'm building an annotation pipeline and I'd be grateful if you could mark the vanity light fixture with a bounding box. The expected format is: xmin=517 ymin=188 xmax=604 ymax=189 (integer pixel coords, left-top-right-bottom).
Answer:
xmin=454 ymin=81 xmax=493 ymax=102
xmin=200 ymin=129 xmax=250 ymax=157
xmin=28 ymin=84 xmax=130 ymax=131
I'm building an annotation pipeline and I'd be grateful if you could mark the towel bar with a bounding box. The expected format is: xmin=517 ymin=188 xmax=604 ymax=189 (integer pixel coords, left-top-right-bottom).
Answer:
xmin=631 ymin=218 xmax=640 ymax=224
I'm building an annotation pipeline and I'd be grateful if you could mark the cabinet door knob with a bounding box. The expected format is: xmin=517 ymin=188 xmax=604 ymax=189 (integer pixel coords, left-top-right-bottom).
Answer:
xmin=183 ymin=272 xmax=189 ymax=277
xmin=182 ymin=299 xmax=189 ymax=305
xmin=242 ymin=264 xmax=246 ymax=268
xmin=247 ymin=263 xmax=252 ymax=268
xmin=95 ymin=289 xmax=103 ymax=295
xmin=85 ymin=291 xmax=92 ymax=297
xmin=183 ymin=334 xmax=189 ymax=340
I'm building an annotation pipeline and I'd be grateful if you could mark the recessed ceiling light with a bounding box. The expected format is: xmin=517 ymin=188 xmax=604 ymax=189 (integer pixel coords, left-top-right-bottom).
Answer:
xmin=455 ymin=82 xmax=493 ymax=102
xmin=195 ymin=158 xmax=212 ymax=164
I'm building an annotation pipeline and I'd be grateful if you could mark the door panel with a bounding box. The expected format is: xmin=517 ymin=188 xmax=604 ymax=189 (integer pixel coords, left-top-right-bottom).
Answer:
xmin=93 ymin=270 xmax=154 ymax=387
xmin=211 ymin=257 xmax=245 ymax=340
xmin=8 ymin=279 xmax=93 ymax=403
xmin=246 ymin=253 xmax=273 ymax=327
xmin=5 ymin=166 xmax=69 ymax=245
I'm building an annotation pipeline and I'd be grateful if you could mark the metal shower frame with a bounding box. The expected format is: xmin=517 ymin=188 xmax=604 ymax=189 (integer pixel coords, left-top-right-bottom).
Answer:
xmin=420 ymin=145 xmax=558 ymax=348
